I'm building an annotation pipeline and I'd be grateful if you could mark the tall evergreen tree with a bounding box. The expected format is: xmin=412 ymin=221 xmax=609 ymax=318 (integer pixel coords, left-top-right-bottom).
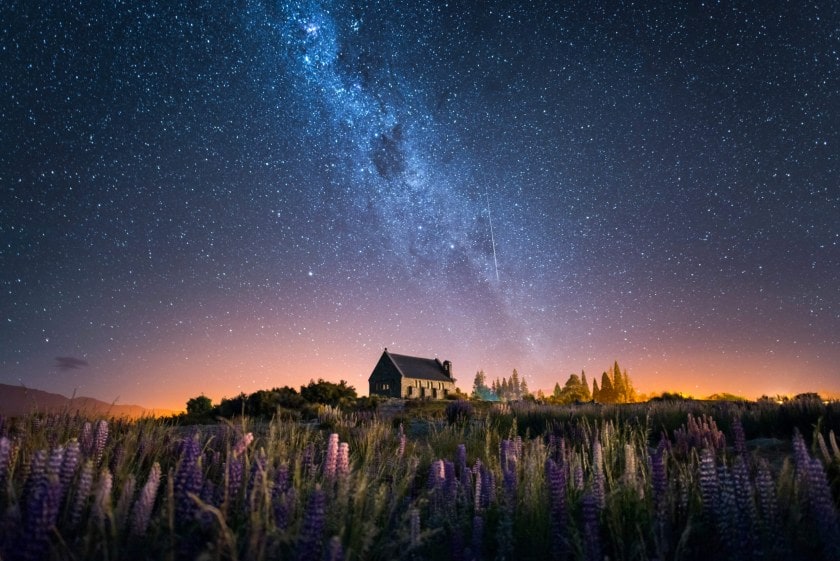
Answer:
xmin=553 ymin=382 xmax=563 ymax=399
xmin=580 ymin=370 xmax=591 ymax=400
xmin=612 ymin=361 xmax=626 ymax=403
xmin=472 ymin=370 xmax=487 ymax=399
xmin=622 ymin=368 xmax=636 ymax=402
xmin=511 ymin=369 xmax=521 ymax=400
xmin=592 ymin=379 xmax=600 ymax=402
xmin=599 ymin=371 xmax=616 ymax=404
xmin=520 ymin=376 xmax=529 ymax=398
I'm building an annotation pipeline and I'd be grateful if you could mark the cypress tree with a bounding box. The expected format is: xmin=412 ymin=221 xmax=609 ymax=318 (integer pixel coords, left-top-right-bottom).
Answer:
xmin=580 ymin=370 xmax=591 ymax=400
xmin=592 ymin=379 xmax=600 ymax=402
xmin=600 ymin=371 xmax=616 ymax=404
xmin=612 ymin=361 xmax=626 ymax=403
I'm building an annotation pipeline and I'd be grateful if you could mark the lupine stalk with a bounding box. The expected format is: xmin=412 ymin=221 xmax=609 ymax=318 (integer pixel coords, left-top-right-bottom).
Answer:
xmin=0 ymin=437 xmax=10 ymax=489
xmin=131 ymin=462 xmax=162 ymax=536
xmin=698 ymin=448 xmax=718 ymax=521
xmin=327 ymin=536 xmax=345 ymax=561
xmin=71 ymin=459 xmax=94 ymax=526
xmin=545 ymin=458 xmax=568 ymax=560
xmin=471 ymin=514 xmax=484 ymax=561
xmin=591 ymin=437 xmax=605 ymax=510
xmin=92 ymin=467 xmax=113 ymax=523
xmin=324 ymin=433 xmax=339 ymax=479
xmin=336 ymin=442 xmax=350 ymax=479
xmin=92 ymin=420 xmax=109 ymax=465
xmin=410 ymin=507 xmax=421 ymax=547
xmin=582 ymin=490 xmax=601 ymax=561
xmin=296 ymin=487 xmax=326 ymax=561
xmin=174 ymin=436 xmax=202 ymax=522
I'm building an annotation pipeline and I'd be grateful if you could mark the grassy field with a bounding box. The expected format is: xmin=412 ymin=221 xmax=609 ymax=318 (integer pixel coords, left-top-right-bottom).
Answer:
xmin=0 ymin=397 xmax=838 ymax=560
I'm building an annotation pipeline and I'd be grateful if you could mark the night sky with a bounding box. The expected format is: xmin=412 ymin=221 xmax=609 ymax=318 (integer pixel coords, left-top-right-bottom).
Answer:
xmin=2 ymin=1 xmax=839 ymax=410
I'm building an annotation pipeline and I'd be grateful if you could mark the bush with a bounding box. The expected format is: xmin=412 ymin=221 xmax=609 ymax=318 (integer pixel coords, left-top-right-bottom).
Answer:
xmin=445 ymin=400 xmax=473 ymax=425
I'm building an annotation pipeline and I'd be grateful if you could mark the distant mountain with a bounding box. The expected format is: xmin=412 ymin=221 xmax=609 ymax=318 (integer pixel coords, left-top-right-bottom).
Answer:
xmin=0 ymin=384 xmax=177 ymax=418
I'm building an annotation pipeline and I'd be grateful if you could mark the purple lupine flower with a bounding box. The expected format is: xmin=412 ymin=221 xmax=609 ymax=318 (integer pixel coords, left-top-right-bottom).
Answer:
xmin=130 ymin=462 xmax=161 ymax=536
xmin=0 ymin=437 xmax=10 ymax=489
xmin=545 ymin=458 xmax=568 ymax=560
xmin=804 ymin=455 xmax=840 ymax=557
xmin=471 ymin=514 xmax=484 ymax=561
xmin=92 ymin=468 xmax=113 ymax=523
xmin=444 ymin=460 xmax=458 ymax=504
xmin=226 ymin=456 xmax=244 ymax=506
xmin=582 ymin=490 xmax=601 ymax=561
xmin=92 ymin=420 xmax=109 ymax=465
xmin=410 ymin=507 xmax=421 ymax=547
xmin=336 ymin=442 xmax=350 ymax=479
xmin=60 ymin=439 xmax=81 ymax=492
xmin=47 ymin=445 xmax=64 ymax=479
xmin=731 ymin=415 xmax=747 ymax=458
xmin=473 ymin=460 xmax=483 ymax=512
xmin=650 ymin=440 xmax=667 ymax=515
xmin=698 ymin=448 xmax=718 ymax=521
xmin=109 ymin=442 xmax=125 ymax=474
xmin=324 ymin=433 xmax=339 ymax=479
xmin=296 ymin=487 xmax=326 ymax=561
xmin=731 ymin=455 xmax=758 ymax=556
xmin=174 ymin=436 xmax=203 ymax=522
xmin=573 ymin=464 xmax=584 ymax=491
xmin=481 ymin=464 xmax=495 ymax=507
xmin=327 ymin=536 xmax=345 ymax=561
xmin=19 ymin=467 xmax=61 ymax=561
xmin=754 ymin=458 xmax=783 ymax=555
xmin=23 ymin=449 xmax=47 ymax=505
xmin=302 ymin=443 xmax=316 ymax=478
xmin=456 ymin=444 xmax=467 ymax=477
xmin=71 ymin=460 xmax=94 ymax=526
xmin=80 ymin=422 xmax=93 ymax=457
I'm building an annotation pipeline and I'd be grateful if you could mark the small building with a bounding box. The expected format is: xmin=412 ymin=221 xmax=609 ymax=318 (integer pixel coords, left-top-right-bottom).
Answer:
xmin=368 ymin=348 xmax=456 ymax=399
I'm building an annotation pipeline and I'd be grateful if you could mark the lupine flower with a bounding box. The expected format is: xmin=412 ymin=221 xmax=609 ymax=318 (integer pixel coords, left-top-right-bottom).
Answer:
xmin=92 ymin=420 xmax=109 ymax=465
xmin=573 ymin=464 xmax=584 ymax=491
xmin=71 ymin=460 xmax=94 ymax=526
xmin=233 ymin=432 xmax=253 ymax=457
xmin=130 ymin=462 xmax=161 ymax=536
xmin=582 ymin=490 xmax=601 ymax=561
xmin=591 ymin=438 xmax=605 ymax=511
xmin=174 ymin=436 xmax=203 ymax=522
xmin=324 ymin=433 xmax=339 ymax=479
xmin=698 ymin=448 xmax=718 ymax=521
xmin=19 ymin=469 xmax=61 ymax=561
xmin=47 ymin=445 xmax=64 ymax=479
xmin=226 ymin=456 xmax=244 ymax=506
xmin=444 ymin=460 xmax=457 ymax=504
xmin=410 ymin=507 xmax=420 ymax=547
xmin=92 ymin=467 xmax=113 ymax=523
xmin=336 ymin=442 xmax=350 ymax=479
xmin=650 ymin=440 xmax=667 ymax=515
xmin=80 ymin=422 xmax=93 ymax=456
xmin=473 ymin=460 xmax=483 ymax=512
xmin=23 ymin=449 xmax=47 ymax=505
xmin=397 ymin=424 xmax=406 ymax=459
xmin=731 ymin=455 xmax=758 ymax=556
xmin=456 ymin=444 xmax=467 ymax=477
xmin=731 ymin=415 xmax=747 ymax=458
xmin=302 ymin=443 xmax=316 ymax=478
xmin=327 ymin=536 xmax=345 ymax=561
xmin=0 ymin=437 xmax=10 ymax=489
xmin=471 ymin=514 xmax=484 ymax=561
xmin=545 ymin=458 xmax=568 ymax=560
xmin=60 ymin=439 xmax=81 ymax=493
xmin=296 ymin=487 xmax=326 ymax=561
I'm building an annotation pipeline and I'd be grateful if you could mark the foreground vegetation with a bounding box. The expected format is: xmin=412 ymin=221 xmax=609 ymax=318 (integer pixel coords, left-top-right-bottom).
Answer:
xmin=0 ymin=397 xmax=838 ymax=560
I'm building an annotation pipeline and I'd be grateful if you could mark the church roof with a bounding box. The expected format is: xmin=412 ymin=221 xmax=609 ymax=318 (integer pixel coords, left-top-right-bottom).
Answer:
xmin=383 ymin=350 xmax=453 ymax=383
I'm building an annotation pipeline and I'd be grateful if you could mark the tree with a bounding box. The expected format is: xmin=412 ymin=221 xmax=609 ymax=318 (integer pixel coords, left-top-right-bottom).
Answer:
xmin=580 ymin=370 xmax=591 ymax=401
xmin=599 ymin=371 xmax=616 ymax=404
xmin=553 ymin=382 xmax=563 ymax=399
xmin=592 ymin=379 xmax=600 ymax=402
xmin=300 ymin=379 xmax=357 ymax=407
xmin=472 ymin=370 xmax=487 ymax=399
xmin=612 ymin=361 xmax=626 ymax=403
xmin=510 ymin=369 xmax=521 ymax=400
xmin=186 ymin=394 xmax=213 ymax=417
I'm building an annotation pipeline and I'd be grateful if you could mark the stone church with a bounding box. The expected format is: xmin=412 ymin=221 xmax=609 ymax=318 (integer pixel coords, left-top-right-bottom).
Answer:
xmin=368 ymin=348 xmax=456 ymax=399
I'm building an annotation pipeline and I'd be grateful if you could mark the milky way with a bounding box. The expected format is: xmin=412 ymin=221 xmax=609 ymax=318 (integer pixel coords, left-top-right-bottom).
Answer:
xmin=1 ymin=1 xmax=838 ymax=408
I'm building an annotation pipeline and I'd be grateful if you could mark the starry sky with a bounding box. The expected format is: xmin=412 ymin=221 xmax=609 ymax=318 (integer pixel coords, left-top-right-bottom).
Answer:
xmin=2 ymin=1 xmax=839 ymax=410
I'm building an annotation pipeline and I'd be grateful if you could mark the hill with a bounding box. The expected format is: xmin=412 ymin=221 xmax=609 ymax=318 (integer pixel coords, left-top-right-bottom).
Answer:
xmin=0 ymin=383 xmax=177 ymax=418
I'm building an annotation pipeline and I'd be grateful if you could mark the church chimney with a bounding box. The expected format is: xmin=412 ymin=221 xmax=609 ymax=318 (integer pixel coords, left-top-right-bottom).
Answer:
xmin=443 ymin=360 xmax=452 ymax=379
